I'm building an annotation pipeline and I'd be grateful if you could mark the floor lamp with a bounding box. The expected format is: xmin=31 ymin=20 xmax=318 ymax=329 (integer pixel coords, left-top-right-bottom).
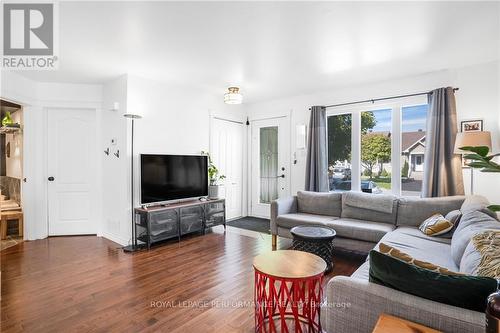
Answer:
xmin=454 ymin=131 xmax=492 ymax=195
xmin=123 ymin=112 xmax=142 ymax=252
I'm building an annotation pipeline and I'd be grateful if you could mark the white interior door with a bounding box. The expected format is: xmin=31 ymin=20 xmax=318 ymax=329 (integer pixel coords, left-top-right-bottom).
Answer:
xmin=47 ymin=108 xmax=97 ymax=235
xmin=251 ymin=117 xmax=290 ymax=218
xmin=210 ymin=117 xmax=243 ymax=220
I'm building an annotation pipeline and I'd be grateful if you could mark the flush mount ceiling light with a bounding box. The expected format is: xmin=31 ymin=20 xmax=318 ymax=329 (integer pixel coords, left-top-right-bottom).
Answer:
xmin=224 ymin=87 xmax=243 ymax=105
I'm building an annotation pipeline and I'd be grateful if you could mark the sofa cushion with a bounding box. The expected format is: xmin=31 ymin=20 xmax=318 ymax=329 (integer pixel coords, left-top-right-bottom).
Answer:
xmin=327 ymin=218 xmax=395 ymax=243
xmin=368 ymin=250 xmax=498 ymax=312
xmin=461 ymin=195 xmax=497 ymax=219
xmin=451 ymin=210 xmax=500 ymax=266
xmin=297 ymin=191 xmax=342 ymax=217
xmin=351 ymin=261 xmax=370 ymax=280
xmin=397 ymin=196 xmax=464 ymax=227
xmin=374 ymin=226 xmax=457 ymax=271
xmin=379 ymin=243 xmax=461 ymax=275
xmin=341 ymin=192 xmax=398 ymax=224
xmin=276 ymin=213 xmax=338 ymax=229
xmin=460 ymin=230 xmax=500 ymax=277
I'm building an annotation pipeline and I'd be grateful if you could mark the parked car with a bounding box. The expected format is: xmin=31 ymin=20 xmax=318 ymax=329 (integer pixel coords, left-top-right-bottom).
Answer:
xmin=331 ymin=180 xmax=383 ymax=194
xmin=330 ymin=167 xmax=351 ymax=180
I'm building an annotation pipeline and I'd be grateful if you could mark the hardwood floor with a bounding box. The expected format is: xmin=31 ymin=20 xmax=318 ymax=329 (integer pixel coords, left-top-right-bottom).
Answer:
xmin=1 ymin=227 xmax=365 ymax=333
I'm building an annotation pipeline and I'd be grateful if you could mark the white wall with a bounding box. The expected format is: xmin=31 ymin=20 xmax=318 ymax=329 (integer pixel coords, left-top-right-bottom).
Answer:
xmin=1 ymin=71 xmax=103 ymax=240
xmin=100 ymin=75 xmax=130 ymax=245
xmin=100 ymin=74 xmax=247 ymax=246
xmin=245 ymin=61 xmax=500 ymax=204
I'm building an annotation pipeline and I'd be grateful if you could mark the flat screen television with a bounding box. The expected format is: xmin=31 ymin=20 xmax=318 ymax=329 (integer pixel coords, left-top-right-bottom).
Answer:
xmin=140 ymin=154 xmax=208 ymax=204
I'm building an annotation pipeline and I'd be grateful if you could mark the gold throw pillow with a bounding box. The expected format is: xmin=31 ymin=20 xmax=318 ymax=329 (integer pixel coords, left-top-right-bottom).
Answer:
xmin=379 ymin=243 xmax=463 ymax=275
xmin=419 ymin=213 xmax=454 ymax=236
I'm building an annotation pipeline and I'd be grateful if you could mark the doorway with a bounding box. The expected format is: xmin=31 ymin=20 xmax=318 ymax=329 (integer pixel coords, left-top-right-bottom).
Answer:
xmin=0 ymin=99 xmax=24 ymax=250
xmin=210 ymin=117 xmax=244 ymax=220
xmin=47 ymin=108 xmax=98 ymax=235
xmin=251 ymin=117 xmax=290 ymax=218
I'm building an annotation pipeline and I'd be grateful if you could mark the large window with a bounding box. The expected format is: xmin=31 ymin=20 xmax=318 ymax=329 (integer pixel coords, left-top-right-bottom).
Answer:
xmin=401 ymin=105 xmax=428 ymax=196
xmin=327 ymin=98 xmax=428 ymax=196
xmin=327 ymin=114 xmax=352 ymax=191
xmin=361 ymin=109 xmax=392 ymax=194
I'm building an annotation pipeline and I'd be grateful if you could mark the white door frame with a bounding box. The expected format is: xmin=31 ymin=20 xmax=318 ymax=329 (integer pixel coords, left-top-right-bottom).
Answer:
xmin=209 ymin=115 xmax=245 ymax=221
xmin=249 ymin=114 xmax=291 ymax=218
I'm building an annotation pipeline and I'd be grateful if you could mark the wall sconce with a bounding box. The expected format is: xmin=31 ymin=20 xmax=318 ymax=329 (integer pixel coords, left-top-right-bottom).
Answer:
xmin=114 ymin=149 xmax=120 ymax=158
xmin=104 ymin=148 xmax=110 ymax=155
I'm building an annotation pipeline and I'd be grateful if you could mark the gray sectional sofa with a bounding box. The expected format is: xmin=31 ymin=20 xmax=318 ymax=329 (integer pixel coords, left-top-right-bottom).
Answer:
xmin=270 ymin=190 xmax=499 ymax=333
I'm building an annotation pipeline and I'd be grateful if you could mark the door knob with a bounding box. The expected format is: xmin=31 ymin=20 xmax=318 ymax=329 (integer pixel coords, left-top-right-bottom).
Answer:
xmin=48 ymin=176 xmax=55 ymax=181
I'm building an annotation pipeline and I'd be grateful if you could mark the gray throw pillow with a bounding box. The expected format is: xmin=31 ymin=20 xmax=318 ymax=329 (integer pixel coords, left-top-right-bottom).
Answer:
xmin=440 ymin=209 xmax=463 ymax=239
xmin=450 ymin=210 xmax=500 ymax=266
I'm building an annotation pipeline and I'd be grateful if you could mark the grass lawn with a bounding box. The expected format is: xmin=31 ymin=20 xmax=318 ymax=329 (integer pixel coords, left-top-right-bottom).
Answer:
xmin=361 ymin=176 xmax=392 ymax=189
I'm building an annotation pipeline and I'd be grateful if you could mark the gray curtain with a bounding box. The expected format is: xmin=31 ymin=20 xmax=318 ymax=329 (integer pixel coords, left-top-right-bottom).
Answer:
xmin=305 ymin=106 xmax=329 ymax=192
xmin=422 ymin=87 xmax=464 ymax=197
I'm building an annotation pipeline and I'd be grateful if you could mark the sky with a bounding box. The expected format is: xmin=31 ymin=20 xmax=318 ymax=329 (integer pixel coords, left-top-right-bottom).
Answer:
xmin=369 ymin=104 xmax=428 ymax=132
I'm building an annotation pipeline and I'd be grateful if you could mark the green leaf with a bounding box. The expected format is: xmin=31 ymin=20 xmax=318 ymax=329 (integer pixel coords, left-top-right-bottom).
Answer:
xmin=480 ymin=168 xmax=500 ymax=173
xmin=463 ymin=154 xmax=486 ymax=161
xmin=467 ymin=161 xmax=492 ymax=168
xmin=459 ymin=146 xmax=489 ymax=157
xmin=487 ymin=205 xmax=500 ymax=212
xmin=484 ymin=153 xmax=500 ymax=161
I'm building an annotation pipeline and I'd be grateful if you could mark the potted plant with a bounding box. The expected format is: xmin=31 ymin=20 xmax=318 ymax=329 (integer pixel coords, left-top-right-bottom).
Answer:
xmin=460 ymin=145 xmax=500 ymax=212
xmin=202 ymin=151 xmax=226 ymax=199
xmin=2 ymin=112 xmax=13 ymax=127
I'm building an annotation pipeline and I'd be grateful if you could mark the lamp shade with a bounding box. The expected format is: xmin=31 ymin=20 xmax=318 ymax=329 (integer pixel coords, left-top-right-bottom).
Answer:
xmin=454 ymin=131 xmax=492 ymax=154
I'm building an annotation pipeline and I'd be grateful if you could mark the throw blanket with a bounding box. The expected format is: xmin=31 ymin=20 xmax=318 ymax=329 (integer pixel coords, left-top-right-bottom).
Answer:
xmin=472 ymin=231 xmax=500 ymax=278
xmin=345 ymin=192 xmax=394 ymax=214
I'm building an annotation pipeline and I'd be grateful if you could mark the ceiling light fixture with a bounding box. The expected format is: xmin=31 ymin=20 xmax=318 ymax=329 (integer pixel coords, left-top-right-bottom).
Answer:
xmin=224 ymin=87 xmax=243 ymax=105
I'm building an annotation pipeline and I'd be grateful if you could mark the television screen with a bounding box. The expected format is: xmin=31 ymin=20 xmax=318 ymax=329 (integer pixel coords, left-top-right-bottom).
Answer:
xmin=140 ymin=154 xmax=208 ymax=204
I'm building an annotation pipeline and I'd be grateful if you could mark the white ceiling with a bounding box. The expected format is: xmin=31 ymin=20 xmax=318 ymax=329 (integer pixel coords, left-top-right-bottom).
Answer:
xmin=17 ymin=1 xmax=500 ymax=103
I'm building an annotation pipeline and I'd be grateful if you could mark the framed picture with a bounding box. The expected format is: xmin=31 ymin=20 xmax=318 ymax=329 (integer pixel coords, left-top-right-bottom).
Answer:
xmin=461 ymin=119 xmax=483 ymax=132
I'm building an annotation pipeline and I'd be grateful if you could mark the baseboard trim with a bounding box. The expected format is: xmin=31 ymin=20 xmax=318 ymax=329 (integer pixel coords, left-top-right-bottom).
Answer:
xmin=101 ymin=231 xmax=128 ymax=246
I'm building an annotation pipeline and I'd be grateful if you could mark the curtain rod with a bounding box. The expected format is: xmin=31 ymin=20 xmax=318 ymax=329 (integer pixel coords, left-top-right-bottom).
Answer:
xmin=310 ymin=88 xmax=459 ymax=110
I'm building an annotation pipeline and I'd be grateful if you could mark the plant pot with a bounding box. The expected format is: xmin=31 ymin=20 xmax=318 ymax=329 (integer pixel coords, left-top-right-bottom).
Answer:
xmin=208 ymin=185 xmax=220 ymax=199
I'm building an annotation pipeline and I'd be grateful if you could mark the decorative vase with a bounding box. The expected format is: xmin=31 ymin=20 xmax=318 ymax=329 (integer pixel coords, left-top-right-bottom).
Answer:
xmin=208 ymin=185 xmax=220 ymax=199
xmin=486 ymin=282 xmax=500 ymax=333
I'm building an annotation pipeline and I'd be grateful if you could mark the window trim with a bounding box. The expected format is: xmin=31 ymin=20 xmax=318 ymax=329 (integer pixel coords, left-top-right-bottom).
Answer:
xmin=326 ymin=95 xmax=428 ymax=196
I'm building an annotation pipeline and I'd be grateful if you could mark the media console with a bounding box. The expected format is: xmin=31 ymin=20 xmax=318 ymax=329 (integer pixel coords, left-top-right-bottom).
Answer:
xmin=134 ymin=198 xmax=225 ymax=249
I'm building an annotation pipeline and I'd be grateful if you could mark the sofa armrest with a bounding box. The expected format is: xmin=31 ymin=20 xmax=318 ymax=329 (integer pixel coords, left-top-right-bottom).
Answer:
xmin=321 ymin=276 xmax=484 ymax=333
xmin=270 ymin=196 xmax=297 ymax=234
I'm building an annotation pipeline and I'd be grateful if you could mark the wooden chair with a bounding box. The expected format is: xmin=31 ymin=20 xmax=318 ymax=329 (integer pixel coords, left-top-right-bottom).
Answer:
xmin=0 ymin=210 xmax=23 ymax=240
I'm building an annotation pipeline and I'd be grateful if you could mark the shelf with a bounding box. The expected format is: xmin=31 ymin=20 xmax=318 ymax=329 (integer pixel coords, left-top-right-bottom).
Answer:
xmin=0 ymin=126 xmax=21 ymax=134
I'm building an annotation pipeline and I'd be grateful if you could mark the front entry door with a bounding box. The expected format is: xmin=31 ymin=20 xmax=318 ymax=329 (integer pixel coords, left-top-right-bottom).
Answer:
xmin=47 ymin=108 xmax=97 ymax=235
xmin=251 ymin=117 xmax=290 ymax=218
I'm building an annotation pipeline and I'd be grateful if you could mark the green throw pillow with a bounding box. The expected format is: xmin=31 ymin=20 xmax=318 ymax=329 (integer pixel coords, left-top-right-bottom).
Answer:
xmin=368 ymin=250 xmax=498 ymax=312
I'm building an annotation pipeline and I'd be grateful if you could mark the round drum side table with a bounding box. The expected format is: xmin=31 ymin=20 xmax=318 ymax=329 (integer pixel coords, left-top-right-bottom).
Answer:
xmin=253 ymin=250 xmax=326 ymax=333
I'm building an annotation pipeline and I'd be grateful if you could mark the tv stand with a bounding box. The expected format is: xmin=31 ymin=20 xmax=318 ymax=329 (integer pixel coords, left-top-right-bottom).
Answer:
xmin=134 ymin=198 xmax=225 ymax=250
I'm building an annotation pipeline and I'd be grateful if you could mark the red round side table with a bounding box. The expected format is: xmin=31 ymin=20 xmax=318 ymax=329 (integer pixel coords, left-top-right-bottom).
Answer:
xmin=253 ymin=250 xmax=327 ymax=333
